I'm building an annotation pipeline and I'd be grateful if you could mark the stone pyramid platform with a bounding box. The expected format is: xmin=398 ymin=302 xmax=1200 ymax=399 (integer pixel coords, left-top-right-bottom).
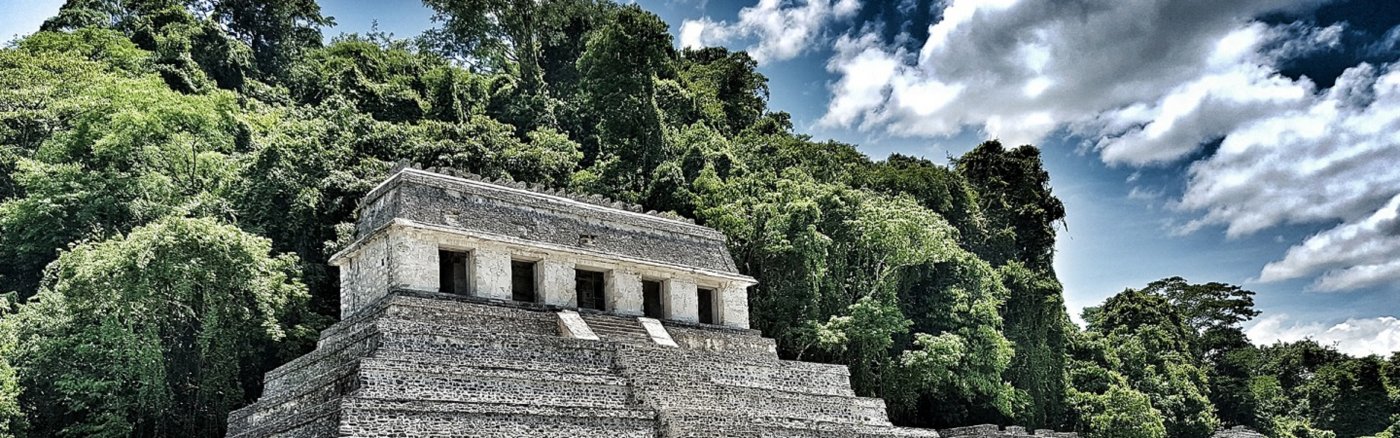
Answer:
xmin=226 ymin=290 xmax=942 ymax=438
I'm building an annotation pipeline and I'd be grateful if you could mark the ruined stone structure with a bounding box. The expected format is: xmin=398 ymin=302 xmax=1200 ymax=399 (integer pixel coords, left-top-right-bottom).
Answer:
xmin=226 ymin=166 xmax=1078 ymax=438
xmin=937 ymin=425 xmax=1078 ymax=438
xmin=1210 ymin=426 xmax=1267 ymax=438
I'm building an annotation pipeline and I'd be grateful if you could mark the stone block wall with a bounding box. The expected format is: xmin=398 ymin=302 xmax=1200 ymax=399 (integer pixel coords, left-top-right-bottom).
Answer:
xmin=538 ymin=259 xmax=577 ymax=307
xmin=337 ymin=233 xmax=388 ymax=318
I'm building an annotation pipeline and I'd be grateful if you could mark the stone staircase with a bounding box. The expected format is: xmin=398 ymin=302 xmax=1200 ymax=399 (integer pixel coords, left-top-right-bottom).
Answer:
xmin=581 ymin=313 xmax=656 ymax=346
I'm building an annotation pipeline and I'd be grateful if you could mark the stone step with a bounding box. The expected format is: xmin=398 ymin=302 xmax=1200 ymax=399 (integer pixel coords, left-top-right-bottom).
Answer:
xmin=635 ymin=383 xmax=894 ymax=426
xmin=662 ymin=412 xmax=942 ymax=438
xmin=371 ymin=350 xmax=616 ymax=376
xmin=354 ymin=362 xmax=638 ymax=409
xmin=373 ymin=323 xmax=620 ymax=369
xmin=581 ymin=314 xmax=656 ymax=346
xmin=337 ymin=398 xmax=658 ymax=438
xmin=228 ymin=392 xmax=344 ymax=438
xmin=379 ymin=294 xmax=558 ymax=335
xmin=260 ymin=326 xmax=378 ymax=395
xmin=615 ymin=347 xmax=858 ymax=397
xmin=360 ymin=357 xmax=627 ymax=386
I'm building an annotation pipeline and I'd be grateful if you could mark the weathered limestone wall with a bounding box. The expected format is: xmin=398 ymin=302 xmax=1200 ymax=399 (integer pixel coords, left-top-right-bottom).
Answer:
xmin=717 ymin=282 xmax=750 ymax=329
xmin=605 ymin=269 xmax=643 ymax=315
xmin=663 ymin=278 xmax=699 ymax=323
xmin=469 ymin=248 xmax=512 ymax=300
xmin=537 ymin=259 xmax=577 ymax=307
xmin=337 ymin=234 xmax=389 ymax=317
xmin=333 ymin=223 xmax=754 ymax=327
xmin=354 ymin=167 xmax=739 ymax=274
xmin=389 ymin=227 xmax=438 ymax=292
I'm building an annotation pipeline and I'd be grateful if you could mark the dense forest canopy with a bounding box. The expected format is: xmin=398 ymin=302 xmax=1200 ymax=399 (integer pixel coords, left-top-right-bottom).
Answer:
xmin=0 ymin=1 xmax=1397 ymax=437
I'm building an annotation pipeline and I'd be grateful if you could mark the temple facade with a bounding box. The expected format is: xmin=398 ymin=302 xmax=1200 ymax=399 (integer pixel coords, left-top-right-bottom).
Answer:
xmin=331 ymin=165 xmax=754 ymax=328
xmin=224 ymin=165 xmax=1076 ymax=438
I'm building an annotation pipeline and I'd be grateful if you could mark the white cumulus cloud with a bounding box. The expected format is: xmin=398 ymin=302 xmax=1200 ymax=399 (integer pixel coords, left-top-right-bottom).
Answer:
xmin=679 ymin=0 xmax=861 ymax=63
xmin=818 ymin=0 xmax=1329 ymax=159
xmin=1247 ymin=314 xmax=1400 ymax=357
xmin=810 ymin=0 xmax=1400 ymax=293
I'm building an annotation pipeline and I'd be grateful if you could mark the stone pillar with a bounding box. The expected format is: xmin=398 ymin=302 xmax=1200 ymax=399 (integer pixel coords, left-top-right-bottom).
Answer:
xmin=471 ymin=248 xmax=512 ymax=300
xmin=717 ymin=282 xmax=750 ymax=329
xmin=388 ymin=230 xmax=438 ymax=292
xmin=605 ymin=269 xmax=643 ymax=315
xmin=662 ymin=278 xmax=699 ymax=323
xmin=537 ymin=259 xmax=576 ymax=307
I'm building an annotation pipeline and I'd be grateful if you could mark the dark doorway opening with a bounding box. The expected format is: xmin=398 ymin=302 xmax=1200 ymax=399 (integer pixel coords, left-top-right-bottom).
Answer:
xmin=642 ymin=280 xmax=663 ymax=318
xmin=575 ymin=270 xmax=605 ymax=310
xmin=697 ymin=288 xmax=715 ymax=324
xmin=439 ymin=250 xmax=470 ymax=294
xmin=511 ymin=260 xmax=536 ymax=302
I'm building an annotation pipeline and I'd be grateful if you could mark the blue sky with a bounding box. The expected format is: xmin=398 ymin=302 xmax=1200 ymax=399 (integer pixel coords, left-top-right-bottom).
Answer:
xmin=3 ymin=0 xmax=1400 ymax=355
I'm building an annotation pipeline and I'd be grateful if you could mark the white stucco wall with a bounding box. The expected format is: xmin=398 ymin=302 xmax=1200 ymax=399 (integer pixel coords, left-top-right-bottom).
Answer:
xmin=606 ymin=269 xmax=643 ymax=315
xmin=719 ymin=282 xmax=750 ymax=329
xmin=389 ymin=229 xmax=439 ymax=292
xmin=663 ymin=278 xmax=699 ymax=323
xmin=538 ymin=259 xmax=577 ymax=307
xmin=471 ymin=248 xmax=512 ymax=300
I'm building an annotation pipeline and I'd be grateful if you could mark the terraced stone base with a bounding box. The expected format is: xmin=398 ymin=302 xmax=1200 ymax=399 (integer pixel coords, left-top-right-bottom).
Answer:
xmin=227 ymin=290 xmax=942 ymax=437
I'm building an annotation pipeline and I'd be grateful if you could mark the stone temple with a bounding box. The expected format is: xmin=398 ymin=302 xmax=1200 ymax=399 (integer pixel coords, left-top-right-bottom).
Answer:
xmin=226 ymin=165 xmax=1078 ymax=438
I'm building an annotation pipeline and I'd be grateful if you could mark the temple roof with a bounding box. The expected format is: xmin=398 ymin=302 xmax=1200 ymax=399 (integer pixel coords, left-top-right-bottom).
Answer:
xmin=353 ymin=165 xmax=740 ymax=275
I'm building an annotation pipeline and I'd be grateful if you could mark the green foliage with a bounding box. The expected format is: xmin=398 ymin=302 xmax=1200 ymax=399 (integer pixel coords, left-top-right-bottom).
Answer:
xmin=1071 ymin=381 xmax=1168 ymax=438
xmin=1065 ymin=330 xmax=1169 ymax=438
xmin=0 ymin=28 xmax=150 ymax=201
xmin=953 ymin=140 xmax=1065 ymax=270
xmin=572 ymin=5 xmax=675 ymax=198
xmin=1372 ymin=415 xmax=1400 ymax=438
xmin=10 ymin=217 xmax=316 ymax=437
xmin=0 ymin=60 xmax=243 ymax=297
xmin=0 ymin=301 xmax=24 ymax=438
xmin=1274 ymin=417 xmax=1339 ymax=438
xmin=211 ymin=0 xmax=331 ymax=81
xmin=998 ymin=262 xmax=1070 ymax=428
xmin=1086 ymin=289 xmax=1220 ymax=438
xmin=287 ymin=36 xmax=444 ymax=121
xmin=676 ymin=47 xmax=768 ymax=136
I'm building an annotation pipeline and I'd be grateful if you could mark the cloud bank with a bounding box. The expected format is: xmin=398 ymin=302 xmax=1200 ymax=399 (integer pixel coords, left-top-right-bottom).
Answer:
xmin=1247 ymin=314 xmax=1400 ymax=357
xmin=679 ymin=0 xmax=860 ymax=63
xmin=807 ymin=0 xmax=1400 ymax=296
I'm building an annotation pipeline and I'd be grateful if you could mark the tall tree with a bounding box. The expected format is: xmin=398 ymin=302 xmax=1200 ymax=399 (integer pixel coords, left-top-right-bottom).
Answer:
xmin=998 ymin=262 xmax=1071 ymax=428
xmin=952 ymin=142 xmax=1072 ymax=428
xmin=573 ymin=4 xmax=673 ymax=198
xmin=953 ymin=140 xmax=1065 ymax=270
xmin=11 ymin=217 xmax=315 ymax=438
xmin=1087 ymin=289 xmax=1221 ymax=438
xmin=1137 ymin=277 xmax=1264 ymax=428
xmin=209 ymin=0 xmax=331 ymax=81
xmin=677 ymin=47 xmax=769 ymax=136
xmin=423 ymin=0 xmax=546 ymax=88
